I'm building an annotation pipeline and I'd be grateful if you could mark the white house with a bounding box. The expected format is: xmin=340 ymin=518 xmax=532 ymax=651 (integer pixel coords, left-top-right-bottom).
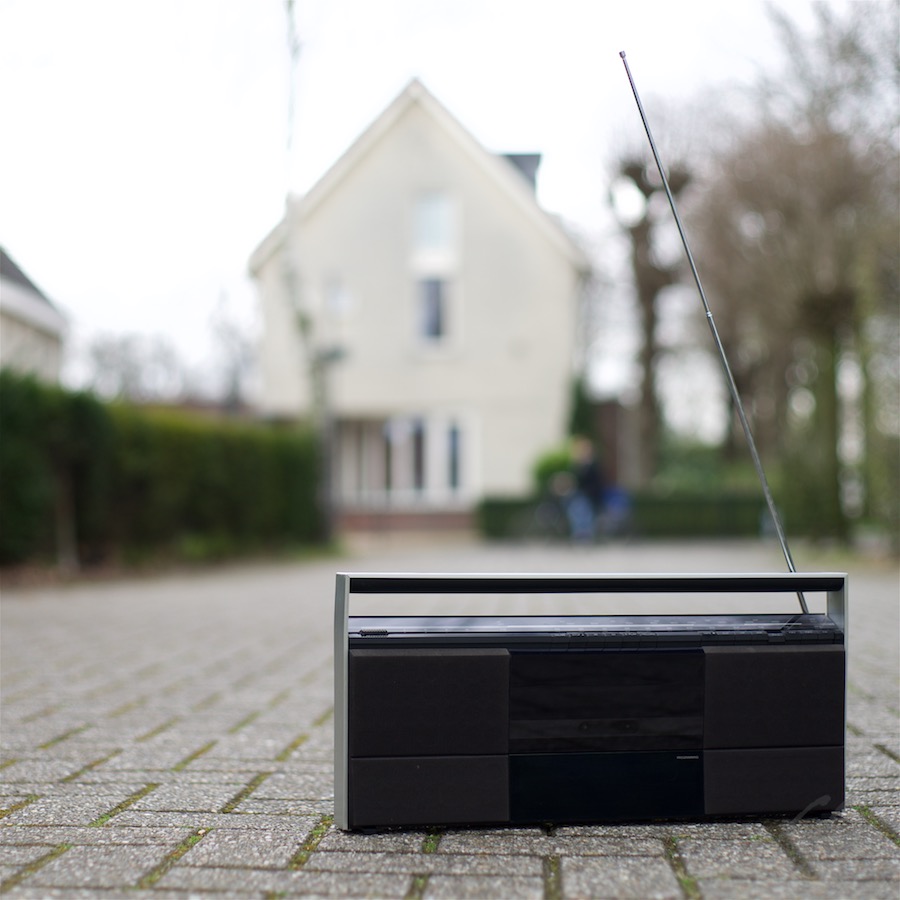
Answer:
xmin=0 ymin=247 xmax=67 ymax=383
xmin=249 ymin=79 xmax=591 ymax=529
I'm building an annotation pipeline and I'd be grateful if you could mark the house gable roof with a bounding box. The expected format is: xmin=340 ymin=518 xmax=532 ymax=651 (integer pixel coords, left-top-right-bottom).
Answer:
xmin=250 ymin=80 xmax=590 ymax=274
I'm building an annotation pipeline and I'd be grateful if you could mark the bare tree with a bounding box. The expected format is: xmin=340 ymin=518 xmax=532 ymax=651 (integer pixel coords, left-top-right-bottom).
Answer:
xmin=686 ymin=1 xmax=899 ymax=540
xmin=611 ymin=157 xmax=690 ymax=484
xmin=85 ymin=332 xmax=186 ymax=402
xmin=210 ymin=293 xmax=256 ymax=413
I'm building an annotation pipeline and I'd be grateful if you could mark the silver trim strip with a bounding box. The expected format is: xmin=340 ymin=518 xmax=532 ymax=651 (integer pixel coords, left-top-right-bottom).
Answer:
xmin=333 ymin=573 xmax=350 ymax=830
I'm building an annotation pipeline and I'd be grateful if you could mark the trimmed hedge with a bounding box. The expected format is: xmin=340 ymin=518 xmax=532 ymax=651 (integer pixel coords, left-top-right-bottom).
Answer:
xmin=629 ymin=491 xmax=766 ymax=537
xmin=477 ymin=491 xmax=768 ymax=540
xmin=475 ymin=497 xmax=535 ymax=540
xmin=0 ymin=371 xmax=321 ymax=566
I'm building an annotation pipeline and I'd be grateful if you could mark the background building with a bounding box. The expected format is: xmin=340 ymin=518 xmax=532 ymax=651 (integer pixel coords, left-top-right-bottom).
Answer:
xmin=0 ymin=247 xmax=67 ymax=383
xmin=250 ymin=80 xmax=590 ymax=530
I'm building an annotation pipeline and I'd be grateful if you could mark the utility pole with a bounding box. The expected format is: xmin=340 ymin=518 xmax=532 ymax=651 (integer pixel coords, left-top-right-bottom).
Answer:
xmin=285 ymin=0 xmax=301 ymax=188
xmin=283 ymin=1 xmax=340 ymax=544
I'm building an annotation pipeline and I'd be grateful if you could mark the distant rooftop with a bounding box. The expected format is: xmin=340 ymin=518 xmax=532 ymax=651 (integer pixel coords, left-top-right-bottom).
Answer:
xmin=502 ymin=154 xmax=542 ymax=191
xmin=1 ymin=247 xmax=53 ymax=305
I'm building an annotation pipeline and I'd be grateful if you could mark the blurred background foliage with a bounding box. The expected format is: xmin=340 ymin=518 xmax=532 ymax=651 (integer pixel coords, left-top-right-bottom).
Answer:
xmin=608 ymin=1 xmax=898 ymax=549
xmin=688 ymin=2 xmax=898 ymax=546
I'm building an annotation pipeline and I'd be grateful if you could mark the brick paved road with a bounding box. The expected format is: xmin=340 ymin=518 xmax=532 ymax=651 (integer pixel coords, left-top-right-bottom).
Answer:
xmin=2 ymin=539 xmax=898 ymax=898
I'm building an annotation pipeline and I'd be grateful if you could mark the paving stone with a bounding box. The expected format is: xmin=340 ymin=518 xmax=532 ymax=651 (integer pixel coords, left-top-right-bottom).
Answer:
xmin=73 ymin=769 xmax=250 ymax=788
xmin=97 ymin=749 xmax=188 ymax=771
xmin=317 ymin=828 xmax=432 ymax=853
xmin=776 ymin=808 xmax=865 ymax=828
xmin=1 ymin=794 xmax=139 ymax=827
xmin=4 ymin=890 xmax=169 ymax=900
xmin=868 ymin=806 xmax=900 ymax=833
xmin=304 ymin=850 xmax=543 ymax=876
xmin=0 ymin=825 xmax=195 ymax=846
xmin=848 ymin=711 xmax=900 ymax=737
xmin=154 ymin=758 xmax=274 ymax=774
xmin=20 ymin=844 xmax=169 ymax=889
xmin=811 ymin=858 xmax=900 ymax=881
xmin=665 ymin=821 xmax=773 ymax=840
xmin=233 ymin=798 xmax=333 ymax=815
xmin=1 ymin=759 xmax=101 ymax=783
xmin=846 ymin=753 xmax=900 ymax=777
xmin=435 ymin=827 xmax=550 ymax=855
xmin=0 ymin=828 xmax=57 ymax=849
xmin=0 ymin=791 xmax=39 ymax=808
xmin=154 ymin=863 xmax=410 ymax=896
xmin=560 ymin=856 xmax=681 ymax=899
xmin=848 ymin=773 xmax=900 ymax=788
xmin=852 ymin=792 xmax=900 ymax=809
xmin=2 ymin=782 xmax=145 ymax=799
xmin=676 ymin=838 xmax=800 ymax=880
xmin=424 ymin=873 xmax=545 ymax=898
xmin=435 ymin=828 xmax=665 ymax=858
xmin=126 ymin=783 xmax=243 ymax=813
xmin=554 ymin=835 xmax=668 ymax=857
xmin=181 ymin=826 xmax=314 ymax=867
xmin=0 ymin=865 xmax=24 ymax=883
xmin=697 ymin=877 xmax=900 ymax=899
xmin=107 ymin=809 xmax=320 ymax=831
xmin=551 ymin=822 xmax=679 ymax=839
xmin=0 ymin=845 xmax=58 ymax=865
xmin=2 ymin=891 xmax=248 ymax=899
xmin=783 ymin=824 xmax=899 ymax=859
xmin=250 ymin=771 xmax=334 ymax=800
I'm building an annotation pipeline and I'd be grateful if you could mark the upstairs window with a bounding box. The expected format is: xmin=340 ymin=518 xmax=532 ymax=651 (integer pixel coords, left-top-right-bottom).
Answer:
xmin=414 ymin=191 xmax=453 ymax=252
xmin=419 ymin=277 xmax=447 ymax=341
xmin=413 ymin=192 xmax=457 ymax=347
xmin=324 ymin=276 xmax=351 ymax=316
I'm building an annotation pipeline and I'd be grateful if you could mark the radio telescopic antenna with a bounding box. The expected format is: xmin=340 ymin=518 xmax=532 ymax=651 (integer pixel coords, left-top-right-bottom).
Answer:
xmin=619 ymin=51 xmax=808 ymax=614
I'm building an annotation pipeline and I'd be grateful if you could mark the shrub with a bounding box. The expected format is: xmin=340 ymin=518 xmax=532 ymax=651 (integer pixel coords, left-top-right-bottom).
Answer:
xmin=531 ymin=445 xmax=573 ymax=493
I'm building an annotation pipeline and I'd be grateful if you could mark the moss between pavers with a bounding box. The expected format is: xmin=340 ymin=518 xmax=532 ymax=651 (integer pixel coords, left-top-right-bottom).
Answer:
xmin=170 ymin=741 xmax=217 ymax=772
xmin=134 ymin=827 xmax=209 ymax=889
xmin=88 ymin=783 xmax=159 ymax=827
xmin=404 ymin=872 xmax=429 ymax=900
xmin=0 ymin=795 xmax=40 ymax=820
xmin=874 ymin=743 xmax=900 ymax=764
xmin=663 ymin=836 xmax=701 ymax=899
xmin=542 ymin=854 xmax=562 ymax=900
xmin=274 ymin=732 xmax=308 ymax=762
xmin=288 ymin=814 xmax=333 ymax=869
xmin=60 ymin=751 xmax=123 ymax=784
xmin=0 ymin=842 xmax=71 ymax=892
xmin=219 ymin=772 xmax=273 ymax=814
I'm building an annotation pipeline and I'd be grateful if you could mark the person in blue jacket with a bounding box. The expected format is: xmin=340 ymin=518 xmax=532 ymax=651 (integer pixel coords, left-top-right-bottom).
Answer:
xmin=566 ymin=436 xmax=605 ymax=541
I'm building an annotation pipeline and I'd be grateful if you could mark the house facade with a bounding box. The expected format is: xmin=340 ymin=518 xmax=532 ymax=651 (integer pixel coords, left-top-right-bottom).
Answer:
xmin=249 ymin=80 xmax=590 ymax=528
xmin=0 ymin=247 xmax=67 ymax=383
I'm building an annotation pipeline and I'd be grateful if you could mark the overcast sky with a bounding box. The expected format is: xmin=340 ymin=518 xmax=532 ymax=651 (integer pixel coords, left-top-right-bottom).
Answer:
xmin=1 ymin=0 xmax=824 ymax=397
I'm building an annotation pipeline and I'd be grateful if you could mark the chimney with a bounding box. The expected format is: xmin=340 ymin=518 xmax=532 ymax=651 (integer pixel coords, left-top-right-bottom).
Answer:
xmin=502 ymin=154 xmax=541 ymax=192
